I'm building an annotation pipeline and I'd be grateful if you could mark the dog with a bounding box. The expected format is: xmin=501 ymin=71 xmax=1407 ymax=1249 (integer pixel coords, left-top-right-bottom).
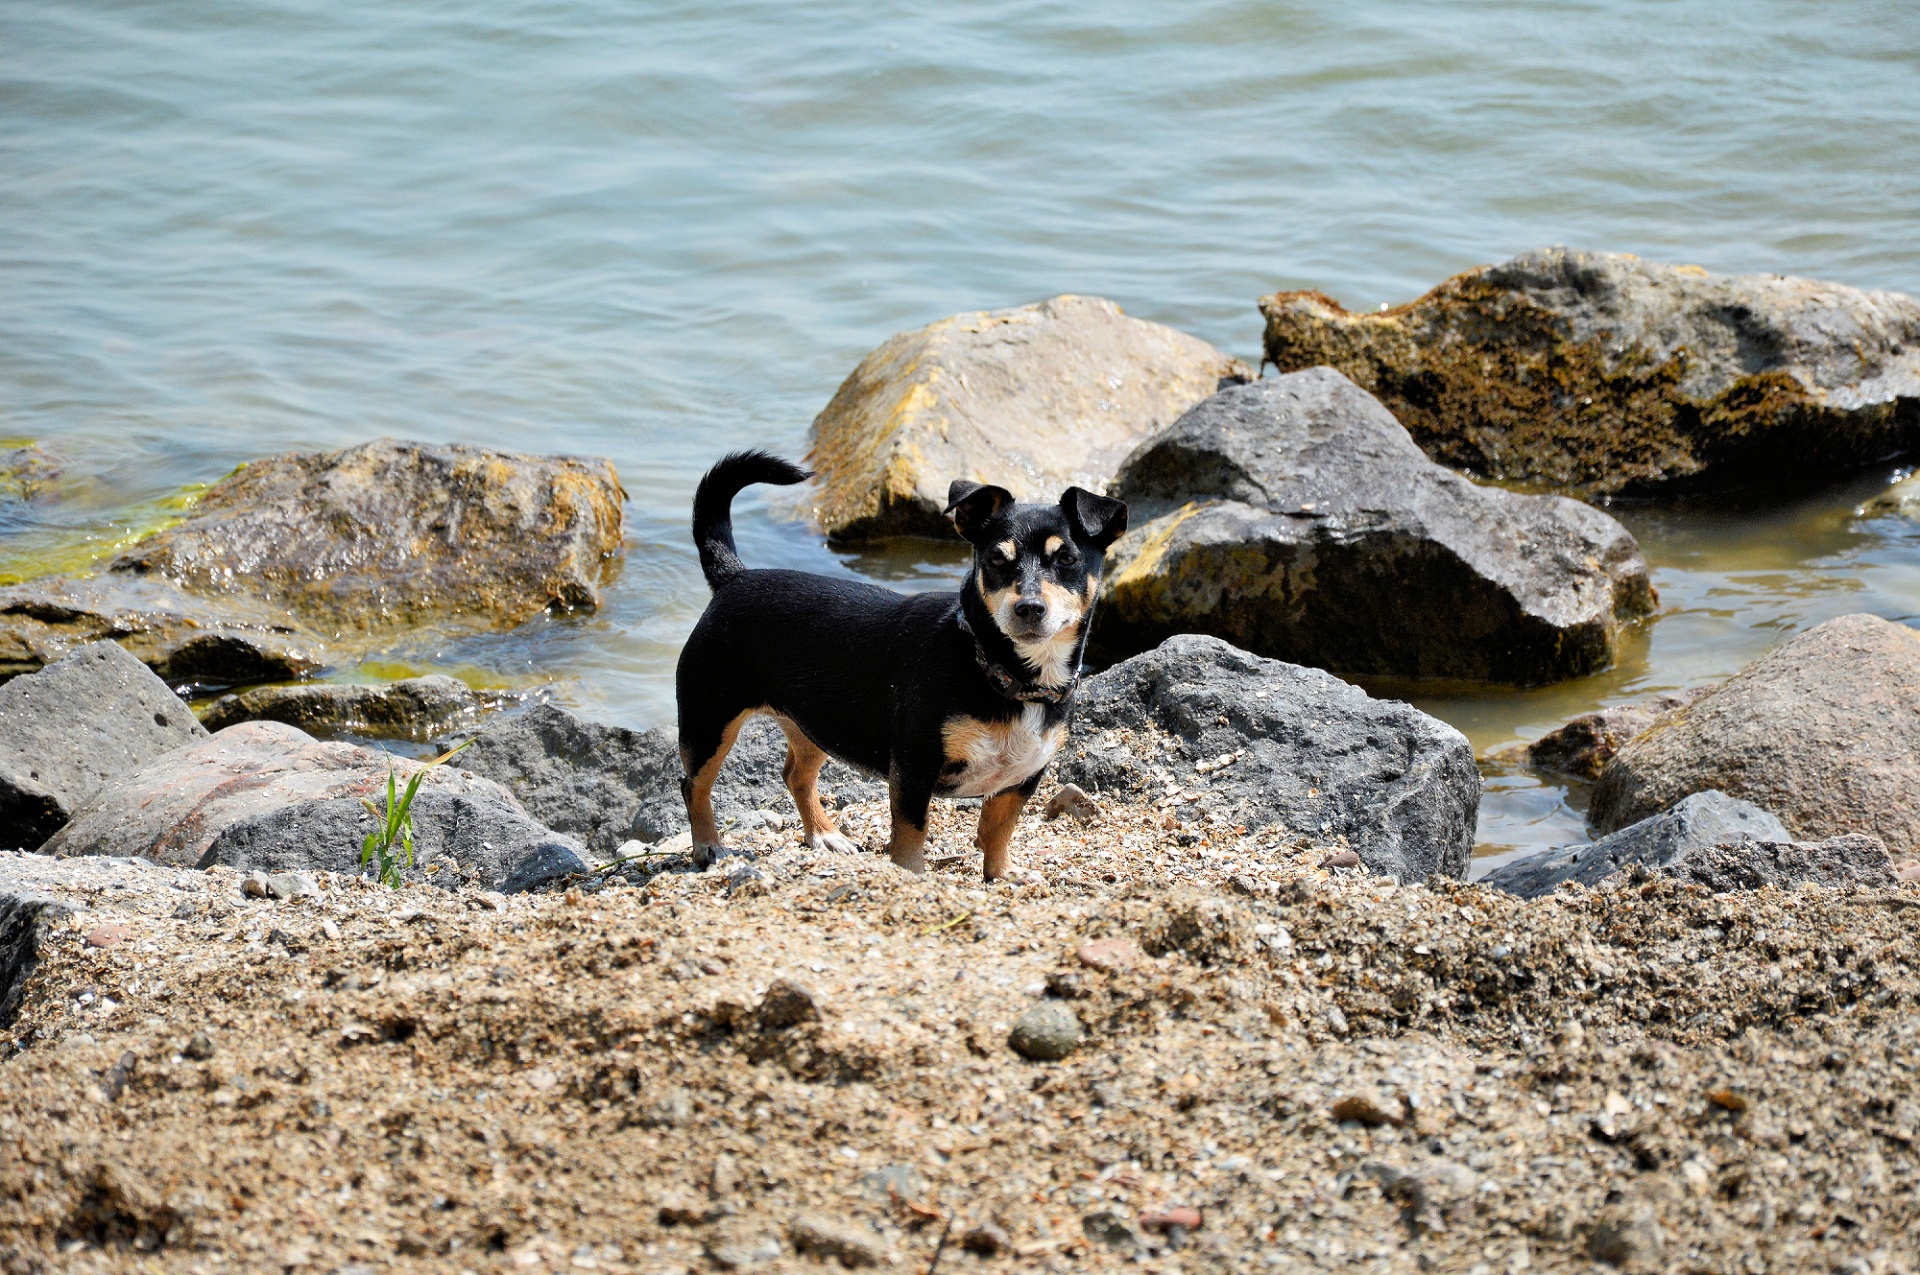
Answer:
xmin=676 ymin=451 xmax=1128 ymax=879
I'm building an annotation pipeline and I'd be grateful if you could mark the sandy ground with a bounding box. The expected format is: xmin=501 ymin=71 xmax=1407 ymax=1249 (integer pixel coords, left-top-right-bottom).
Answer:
xmin=3 ymin=788 xmax=1920 ymax=1275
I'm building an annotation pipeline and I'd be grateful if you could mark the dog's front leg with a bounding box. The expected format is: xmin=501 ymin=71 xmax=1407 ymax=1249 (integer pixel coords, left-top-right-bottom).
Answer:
xmin=885 ymin=768 xmax=933 ymax=874
xmin=977 ymin=773 xmax=1041 ymax=881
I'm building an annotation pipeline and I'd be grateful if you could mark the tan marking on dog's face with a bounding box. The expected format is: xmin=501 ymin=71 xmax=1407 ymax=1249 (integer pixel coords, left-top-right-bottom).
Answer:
xmin=977 ymin=573 xmax=1017 ymax=618
xmin=993 ymin=539 xmax=1017 ymax=563
xmin=940 ymin=708 xmax=1066 ymax=797
xmin=1044 ymin=535 xmax=1064 ymax=556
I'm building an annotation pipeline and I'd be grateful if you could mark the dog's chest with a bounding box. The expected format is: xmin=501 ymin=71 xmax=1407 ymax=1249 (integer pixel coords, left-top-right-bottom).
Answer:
xmin=939 ymin=705 xmax=1066 ymax=798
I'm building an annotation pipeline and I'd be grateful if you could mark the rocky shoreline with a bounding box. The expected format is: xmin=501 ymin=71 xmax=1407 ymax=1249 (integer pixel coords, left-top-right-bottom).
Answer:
xmin=4 ymin=247 xmax=1920 ymax=1272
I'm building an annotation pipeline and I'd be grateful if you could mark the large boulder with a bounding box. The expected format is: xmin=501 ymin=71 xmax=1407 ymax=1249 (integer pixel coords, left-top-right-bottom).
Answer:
xmin=1098 ymin=370 xmax=1656 ymax=684
xmin=459 ymin=704 xmax=884 ymax=855
xmin=1481 ymin=791 xmax=1788 ymax=898
xmin=806 ymin=295 xmax=1249 ymax=539
xmin=1054 ymin=634 xmax=1480 ymax=882
xmin=0 ymin=641 xmax=209 ymax=850
xmin=1650 ymin=833 xmax=1894 ymax=893
xmin=0 ymin=439 xmax=625 ymax=683
xmin=200 ymin=675 xmax=513 ymax=741
xmin=1591 ymin=614 xmax=1920 ymax=854
xmin=1260 ymin=247 xmax=1920 ymax=495
xmin=40 ymin=721 xmax=586 ymax=891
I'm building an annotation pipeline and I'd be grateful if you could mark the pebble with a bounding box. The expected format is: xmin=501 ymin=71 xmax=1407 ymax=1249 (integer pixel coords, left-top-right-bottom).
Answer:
xmin=706 ymin=1237 xmax=783 ymax=1270
xmin=1331 ymin=1088 xmax=1404 ymax=1127
xmin=266 ymin=871 xmax=319 ymax=901
xmin=183 ymin=1031 xmax=215 ymax=1061
xmin=757 ymin=979 xmax=820 ymax=1029
xmin=241 ymin=871 xmax=271 ymax=898
xmin=960 ymin=1221 xmax=1010 ymax=1255
xmin=1081 ymin=1210 xmax=1139 ymax=1250
xmin=1894 ymin=859 xmax=1920 ymax=883
xmin=1320 ymin=849 xmax=1363 ymax=870
xmin=656 ymin=1190 xmax=709 ymax=1225
xmin=1044 ymin=783 xmax=1098 ymax=823
xmin=1139 ymin=1206 xmax=1202 ymax=1232
xmin=84 ymin=923 xmax=129 ymax=949
xmin=1075 ymin=937 xmax=1142 ymax=971
xmin=1008 ymin=1002 xmax=1084 ymax=1061
xmin=1586 ymin=1203 xmax=1663 ymax=1269
xmin=787 ymin=1214 xmax=884 ymax=1267
xmin=710 ymin=1152 xmax=741 ymax=1198
xmin=856 ymin=1163 xmax=925 ymax=1204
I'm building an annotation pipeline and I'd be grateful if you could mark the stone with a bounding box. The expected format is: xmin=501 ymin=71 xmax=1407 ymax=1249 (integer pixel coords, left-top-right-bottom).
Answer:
xmin=459 ymin=704 xmax=882 ymax=855
xmin=265 ymin=871 xmax=319 ymax=901
xmin=1260 ymin=247 xmax=1920 ymax=496
xmin=856 ymin=1163 xmax=925 ymax=1204
xmin=1138 ymin=1207 xmax=1202 ymax=1233
xmin=1043 ymin=783 xmax=1096 ymax=823
xmin=1591 ymin=614 xmax=1920 ymax=853
xmin=1331 ymin=1089 xmax=1404 ymax=1127
xmin=786 ymin=1214 xmax=884 ymax=1267
xmin=1490 ymin=689 xmax=1704 ymax=780
xmin=201 ymin=676 xmax=513 ymax=742
xmin=1100 ymin=370 xmax=1655 ymax=684
xmin=1008 ymin=1002 xmax=1084 ymax=1060
xmin=1586 ymin=1202 xmax=1664 ymax=1269
xmin=758 ymin=979 xmax=820 ymax=1030
xmin=1056 ymin=634 xmax=1480 ymax=881
xmin=709 ymin=1153 xmax=741 ymax=1198
xmin=706 ymin=1237 xmax=783 ymax=1270
xmin=1896 ymin=859 xmax=1920 ymax=884
xmin=1362 ymin=1159 xmax=1479 ymax=1234
xmin=1649 ymin=833 xmax=1894 ymax=893
xmin=84 ymin=923 xmax=129 ymax=950
xmin=0 ymin=640 xmax=210 ymax=850
xmin=1080 ymin=1210 xmax=1140 ymax=1250
xmin=1862 ymin=472 xmax=1920 ymax=518
xmin=184 ymin=1031 xmax=215 ymax=1060
xmin=242 ymin=871 xmax=271 ymax=898
xmin=1319 ymin=850 xmax=1363 ymax=870
xmin=1075 ymin=938 xmax=1142 ymax=972
xmin=807 ymin=294 xmax=1250 ymax=539
xmin=1482 ymin=791 xmax=1789 ymax=899
xmin=960 ymin=1222 xmax=1010 ymax=1255
xmin=39 ymin=721 xmax=587 ymax=892
xmin=0 ymin=575 xmax=327 ymax=691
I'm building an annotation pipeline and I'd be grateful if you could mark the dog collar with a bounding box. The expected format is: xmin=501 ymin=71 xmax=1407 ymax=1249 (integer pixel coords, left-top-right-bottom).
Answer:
xmin=954 ymin=609 xmax=1078 ymax=705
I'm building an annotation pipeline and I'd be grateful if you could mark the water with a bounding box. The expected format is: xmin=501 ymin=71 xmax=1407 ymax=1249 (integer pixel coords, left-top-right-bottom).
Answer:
xmin=5 ymin=0 xmax=1919 ymax=861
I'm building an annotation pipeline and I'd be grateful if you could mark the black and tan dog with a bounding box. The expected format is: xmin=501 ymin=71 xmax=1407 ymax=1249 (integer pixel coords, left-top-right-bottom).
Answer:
xmin=676 ymin=451 xmax=1127 ymax=879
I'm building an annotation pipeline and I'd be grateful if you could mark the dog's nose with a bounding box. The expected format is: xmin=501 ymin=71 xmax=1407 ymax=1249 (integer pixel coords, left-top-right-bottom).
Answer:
xmin=1012 ymin=598 xmax=1046 ymax=622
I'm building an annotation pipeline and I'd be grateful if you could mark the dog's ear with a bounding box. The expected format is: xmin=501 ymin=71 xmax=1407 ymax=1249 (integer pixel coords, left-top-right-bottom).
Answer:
xmin=1062 ymin=487 xmax=1129 ymax=550
xmin=946 ymin=480 xmax=1013 ymax=541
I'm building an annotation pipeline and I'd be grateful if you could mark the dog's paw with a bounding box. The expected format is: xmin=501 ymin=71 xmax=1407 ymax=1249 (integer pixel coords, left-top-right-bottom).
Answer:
xmin=691 ymin=841 xmax=724 ymax=869
xmin=808 ymin=831 xmax=861 ymax=855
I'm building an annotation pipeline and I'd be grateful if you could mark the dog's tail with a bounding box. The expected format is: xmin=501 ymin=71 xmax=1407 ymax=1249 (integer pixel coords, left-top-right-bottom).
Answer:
xmin=691 ymin=450 xmax=811 ymax=589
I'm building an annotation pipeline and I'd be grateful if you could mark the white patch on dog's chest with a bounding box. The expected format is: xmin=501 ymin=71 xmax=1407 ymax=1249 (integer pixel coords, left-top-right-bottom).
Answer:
xmin=940 ymin=705 xmax=1065 ymax=798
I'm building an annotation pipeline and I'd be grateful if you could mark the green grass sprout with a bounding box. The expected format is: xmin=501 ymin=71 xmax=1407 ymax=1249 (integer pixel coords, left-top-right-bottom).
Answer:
xmin=361 ymin=738 xmax=476 ymax=887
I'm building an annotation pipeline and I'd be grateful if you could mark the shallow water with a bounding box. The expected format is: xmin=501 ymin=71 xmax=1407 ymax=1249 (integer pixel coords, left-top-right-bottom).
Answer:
xmin=4 ymin=0 xmax=1919 ymax=861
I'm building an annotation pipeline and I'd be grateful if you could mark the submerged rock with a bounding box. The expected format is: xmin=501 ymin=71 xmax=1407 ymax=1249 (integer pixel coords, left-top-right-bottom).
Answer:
xmin=459 ymin=704 xmax=885 ymax=855
xmin=1647 ymin=833 xmax=1894 ymax=893
xmin=1860 ymin=471 xmax=1920 ymax=519
xmin=1481 ymin=791 xmax=1787 ymax=898
xmin=40 ymin=721 xmax=585 ymax=891
xmin=0 ymin=642 xmax=209 ymax=851
xmin=807 ymin=295 xmax=1248 ymax=539
xmin=1488 ymin=689 xmax=1705 ymax=780
xmin=1591 ymin=614 xmax=1920 ymax=854
xmin=200 ymin=675 xmax=513 ymax=741
xmin=1056 ymin=634 xmax=1480 ymax=882
xmin=1099 ymin=370 xmax=1655 ymax=684
xmin=1261 ymin=247 xmax=1920 ymax=495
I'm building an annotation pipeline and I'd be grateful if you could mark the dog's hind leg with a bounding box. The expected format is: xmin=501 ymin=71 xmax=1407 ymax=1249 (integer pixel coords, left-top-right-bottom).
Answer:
xmin=976 ymin=781 xmax=1036 ymax=882
xmin=884 ymin=767 xmax=934 ymax=874
xmin=775 ymin=717 xmax=859 ymax=854
xmin=679 ymin=708 xmax=756 ymax=868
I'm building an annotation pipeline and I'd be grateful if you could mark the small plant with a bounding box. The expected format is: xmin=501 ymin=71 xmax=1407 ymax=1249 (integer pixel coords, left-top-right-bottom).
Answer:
xmin=361 ymin=738 xmax=475 ymax=887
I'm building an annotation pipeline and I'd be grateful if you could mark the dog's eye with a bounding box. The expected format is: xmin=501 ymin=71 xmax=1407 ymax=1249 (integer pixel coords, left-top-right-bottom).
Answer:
xmin=1054 ymin=548 xmax=1079 ymax=567
xmin=989 ymin=547 xmax=1014 ymax=566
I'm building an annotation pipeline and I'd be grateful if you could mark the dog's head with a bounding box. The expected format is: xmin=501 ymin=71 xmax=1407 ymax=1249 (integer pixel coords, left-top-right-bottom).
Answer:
xmin=945 ymin=480 xmax=1129 ymax=655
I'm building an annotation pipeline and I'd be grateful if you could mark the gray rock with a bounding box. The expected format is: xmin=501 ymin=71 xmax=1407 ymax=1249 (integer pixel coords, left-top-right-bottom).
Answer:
xmin=1488 ymin=689 xmax=1705 ymax=780
xmin=0 ymin=640 xmax=210 ymax=849
xmin=1008 ymin=1002 xmax=1084 ymax=1060
xmin=459 ymin=703 xmax=882 ymax=855
xmin=1482 ymin=791 xmax=1789 ymax=898
xmin=1648 ymin=833 xmax=1894 ymax=893
xmin=1080 ymin=1210 xmax=1140 ymax=1250
xmin=758 ymin=979 xmax=820 ymax=1030
xmin=856 ymin=1163 xmax=925 ymax=1204
xmin=0 ymin=884 xmax=72 ymax=1029
xmin=807 ymin=294 xmax=1249 ymax=539
xmin=201 ymin=676 xmax=514 ymax=742
xmin=1057 ymin=634 xmax=1480 ymax=882
xmin=1262 ymin=246 xmax=1920 ymax=496
xmin=786 ymin=1214 xmax=885 ymax=1267
xmin=265 ymin=871 xmax=320 ymax=901
xmin=1591 ymin=614 xmax=1920 ymax=854
xmin=1099 ymin=370 xmax=1655 ymax=685
xmin=39 ymin=720 xmax=585 ymax=892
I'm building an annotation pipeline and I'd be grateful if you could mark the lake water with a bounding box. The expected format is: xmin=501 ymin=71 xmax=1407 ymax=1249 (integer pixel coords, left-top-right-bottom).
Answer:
xmin=5 ymin=0 xmax=1919 ymax=863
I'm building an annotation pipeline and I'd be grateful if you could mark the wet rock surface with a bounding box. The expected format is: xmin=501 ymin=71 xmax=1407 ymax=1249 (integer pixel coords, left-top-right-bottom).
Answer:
xmin=806 ymin=295 xmax=1248 ymax=539
xmin=0 ymin=641 xmax=209 ymax=850
xmin=199 ymin=674 xmax=514 ymax=741
xmin=1099 ymin=370 xmax=1655 ymax=684
xmin=39 ymin=721 xmax=585 ymax=890
xmin=1483 ymin=791 xmax=1788 ymax=898
xmin=1489 ymin=688 xmax=1705 ymax=780
xmin=1592 ymin=613 xmax=1920 ymax=853
xmin=460 ymin=703 xmax=883 ymax=855
xmin=1261 ymin=246 xmax=1920 ymax=495
xmin=1057 ymin=634 xmax=1480 ymax=881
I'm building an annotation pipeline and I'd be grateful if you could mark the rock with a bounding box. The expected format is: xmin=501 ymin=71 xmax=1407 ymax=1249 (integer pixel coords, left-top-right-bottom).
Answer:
xmin=0 ymin=574 xmax=327 ymax=690
xmin=856 ymin=1163 xmax=925 ymax=1204
xmin=807 ymin=295 xmax=1250 ymax=539
xmin=183 ymin=1031 xmax=215 ymax=1060
xmin=1074 ymin=938 xmax=1142 ymax=972
xmin=1138 ymin=1206 xmax=1202 ymax=1233
xmin=960 ymin=1222 xmax=1010 ymax=1255
xmin=1591 ymin=614 xmax=1920 ymax=852
xmin=1080 ymin=1210 xmax=1139 ymax=1250
xmin=1491 ymin=689 xmax=1705 ymax=780
xmin=241 ymin=871 xmax=271 ymax=898
xmin=1362 ymin=1159 xmax=1479 ymax=1234
xmin=1056 ymin=634 xmax=1480 ymax=882
xmin=1100 ymin=370 xmax=1655 ymax=684
xmin=709 ymin=1153 xmax=741 ymax=1198
xmin=758 ymin=979 xmax=820 ymax=1030
xmin=1331 ymin=1089 xmax=1404 ymax=1127
xmin=706 ymin=1237 xmax=783 ymax=1270
xmin=1482 ymin=791 xmax=1789 ymax=899
xmin=1649 ymin=833 xmax=1894 ymax=893
xmin=786 ymin=1214 xmax=884 ymax=1268
xmin=0 ymin=640 xmax=210 ymax=849
xmin=1862 ymin=472 xmax=1920 ymax=518
xmin=1896 ymin=859 xmax=1920 ymax=884
xmin=265 ymin=871 xmax=319 ymax=901
xmin=1008 ymin=1002 xmax=1084 ymax=1060
xmin=1587 ymin=1202 xmax=1664 ymax=1269
xmin=1260 ymin=247 xmax=1920 ymax=496
xmin=84 ymin=924 xmax=129 ymax=950
xmin=0 ymin=443 xmax=60 ymax=504
xmin=39 ymin=721 xmax=587 ymax=892
xmin=201 ymin=676 xmax=513 ymax=742
xmin=656 ymin=1191 xmax=710 ymax=1226
xmin=459 ymin=704 xmax=882 ymax=855
xmin=1319 ymin=849 xmax=1363 ymax=870
xmin=1043 ymin=783 xmax=1097 ymax=823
